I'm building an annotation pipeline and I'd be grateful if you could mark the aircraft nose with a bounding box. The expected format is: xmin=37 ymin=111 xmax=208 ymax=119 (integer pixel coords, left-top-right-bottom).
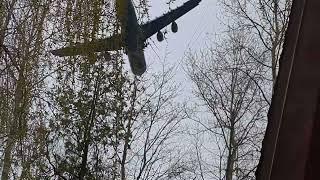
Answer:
xmin=131 ymin=59 xmax=146 ymax=76
xmin=132 ymin=62 xmax=146 ymax=76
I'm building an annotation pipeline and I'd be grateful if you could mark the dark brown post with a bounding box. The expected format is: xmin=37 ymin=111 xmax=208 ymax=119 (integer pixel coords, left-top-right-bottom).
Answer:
xmin=256 ymin=0 xmax=320 ymax=179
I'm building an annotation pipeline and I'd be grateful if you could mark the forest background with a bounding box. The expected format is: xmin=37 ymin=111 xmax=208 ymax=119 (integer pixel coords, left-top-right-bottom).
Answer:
xmin=0 ymin=0 xmax=291 ymax=179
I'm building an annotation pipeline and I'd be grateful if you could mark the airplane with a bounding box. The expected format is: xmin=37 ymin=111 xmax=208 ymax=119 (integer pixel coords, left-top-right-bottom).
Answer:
xmin=51 ymin=0 xmax=202 ymax=76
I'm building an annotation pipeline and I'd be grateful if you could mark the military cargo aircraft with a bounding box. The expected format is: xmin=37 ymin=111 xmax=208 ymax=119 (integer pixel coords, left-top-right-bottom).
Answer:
xmin=51 ymin=0 xmax=202 ymax=75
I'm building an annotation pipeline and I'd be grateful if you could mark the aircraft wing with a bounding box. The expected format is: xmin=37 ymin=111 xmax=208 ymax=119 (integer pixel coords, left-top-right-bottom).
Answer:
xmin=51 ymin=34 xmax=123 ymax=57
xmin=141 ymin=0 xmax=201 ymax=40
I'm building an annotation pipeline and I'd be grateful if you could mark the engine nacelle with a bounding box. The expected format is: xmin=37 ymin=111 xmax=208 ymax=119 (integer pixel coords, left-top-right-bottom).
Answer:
xmin=157 ymin=31 xmax=164 ymax=42
xmin=171 ymin=21 xmax=178 ymax=33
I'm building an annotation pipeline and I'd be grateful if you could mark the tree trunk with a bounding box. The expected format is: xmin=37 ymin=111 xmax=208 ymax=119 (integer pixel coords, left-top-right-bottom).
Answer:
xmin=226 ymin=126 xmax=236 ymax=180
xmin=272 ymin=0 xmax=280 ymax=86
xmin=1 ymin=136 xmax=14 ymax=180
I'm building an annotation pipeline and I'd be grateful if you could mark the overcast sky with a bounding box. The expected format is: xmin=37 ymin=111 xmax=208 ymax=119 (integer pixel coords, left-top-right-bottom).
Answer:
xmin=142 ymin=0 xmax=219 ymax=98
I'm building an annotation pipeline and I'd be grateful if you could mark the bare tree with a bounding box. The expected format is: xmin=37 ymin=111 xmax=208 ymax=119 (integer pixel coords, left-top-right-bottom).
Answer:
xmin=183 ymin=1 xmax=293 ymax=178
xmin=219 ymin=0 xmax=292 ymax=86
xmin=185 ymin=30 xmax=268 ymax=180
xmin=124 ymin=64 xmax=192 ymax=180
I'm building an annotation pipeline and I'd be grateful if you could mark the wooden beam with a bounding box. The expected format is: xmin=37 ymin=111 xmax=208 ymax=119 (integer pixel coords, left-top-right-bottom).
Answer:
xmin=256 ymin=0 xmax=320 ymax=179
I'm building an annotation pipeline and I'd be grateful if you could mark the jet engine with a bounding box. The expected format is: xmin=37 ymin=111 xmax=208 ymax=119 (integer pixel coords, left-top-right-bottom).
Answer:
xmin=157 ymin=31 xmax=164 ymax=42
xmin=171 ymin=21 xmax=178 ymax=33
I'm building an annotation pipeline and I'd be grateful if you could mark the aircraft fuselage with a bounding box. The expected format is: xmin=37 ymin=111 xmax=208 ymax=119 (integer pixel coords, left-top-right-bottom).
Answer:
xmin=122 ymin=0 xmax=146 ymax=76
xmin=51 ymin=0 xmax=202 ymax=76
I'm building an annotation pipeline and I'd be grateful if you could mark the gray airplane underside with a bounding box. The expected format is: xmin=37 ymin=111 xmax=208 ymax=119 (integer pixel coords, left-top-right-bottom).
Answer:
xmin=51 ymin=0 xmax=202 ymax=76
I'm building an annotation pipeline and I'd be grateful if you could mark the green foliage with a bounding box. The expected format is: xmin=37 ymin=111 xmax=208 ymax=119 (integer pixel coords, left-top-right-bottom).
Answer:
xmin=0 ymin=0 xmax=148 ymax=179
xmin=0 ymin=0 xmax=193 ymax=179
xmin=47 ymin=52 xmax=138 ymax=179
